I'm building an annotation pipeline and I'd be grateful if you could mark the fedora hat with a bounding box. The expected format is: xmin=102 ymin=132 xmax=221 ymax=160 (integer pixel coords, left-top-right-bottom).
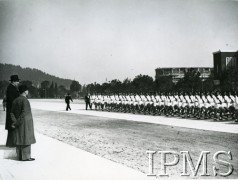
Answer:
xmin=9 ymin=75 xmax=20 ymax=82
xmin=19 ymin=84 xmax=28 ymax=94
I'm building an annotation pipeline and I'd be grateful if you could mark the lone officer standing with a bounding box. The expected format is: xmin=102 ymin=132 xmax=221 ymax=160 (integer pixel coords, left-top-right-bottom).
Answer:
xmin=84 ymin=93 xmax=92 ymax=110
xmin=65 ymin=93 xmax=73 ymax=111
xmin=5 ymin=75 xmax=20 ymax=147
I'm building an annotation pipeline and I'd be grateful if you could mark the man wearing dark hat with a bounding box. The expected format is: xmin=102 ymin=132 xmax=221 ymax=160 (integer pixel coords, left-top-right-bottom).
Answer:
xmin=5 ymin=75 xmax=20 ymax=147
xmin=11 ymin=84 xmax=36 ymax=161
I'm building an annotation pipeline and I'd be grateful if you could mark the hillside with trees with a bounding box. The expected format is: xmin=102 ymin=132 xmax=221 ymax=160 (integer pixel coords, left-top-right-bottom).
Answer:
xmin=0 ymin=63 xmax=82 ymax=98
xmin=0 ymin=63 xmax=73 ymax=88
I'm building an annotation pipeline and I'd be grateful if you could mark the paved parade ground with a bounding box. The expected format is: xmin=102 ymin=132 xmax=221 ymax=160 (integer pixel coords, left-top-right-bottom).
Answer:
xmin=0 ymin=99 xmax=238 ymax=179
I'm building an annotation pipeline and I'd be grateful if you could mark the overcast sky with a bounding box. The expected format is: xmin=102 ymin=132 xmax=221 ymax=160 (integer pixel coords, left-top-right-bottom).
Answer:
xmin=0 ymin=0 xmax=238 ymax=84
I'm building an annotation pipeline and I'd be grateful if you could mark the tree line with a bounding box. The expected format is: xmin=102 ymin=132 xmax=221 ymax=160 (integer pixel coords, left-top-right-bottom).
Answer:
xmin=0 ymin=63 xmax=73 ymax=88
xmin=0 ymin=67 xmax=237 ymax=98
xmin=85 ymin=67 xmax=238 ymax=94
xmin=0 ymin=80 xmax=82 ymax=98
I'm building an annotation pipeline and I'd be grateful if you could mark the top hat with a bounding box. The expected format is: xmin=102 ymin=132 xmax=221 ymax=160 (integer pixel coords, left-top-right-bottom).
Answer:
xmin=9 ymin=75 xmax=20 ymax=82
xmin=19 ymin=84 xmax=28 ymax=94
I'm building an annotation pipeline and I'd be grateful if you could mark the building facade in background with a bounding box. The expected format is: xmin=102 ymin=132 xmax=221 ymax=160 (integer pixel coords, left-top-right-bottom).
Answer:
xmin=213 ymin=50 xmax=238 ymax=80
xmin=155 ymin=67 xmax=213 ymax=83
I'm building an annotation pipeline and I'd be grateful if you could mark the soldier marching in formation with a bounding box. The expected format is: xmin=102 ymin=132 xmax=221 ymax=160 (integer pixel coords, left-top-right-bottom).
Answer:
xmin=90 ymin=91 xmax=238 ymax=122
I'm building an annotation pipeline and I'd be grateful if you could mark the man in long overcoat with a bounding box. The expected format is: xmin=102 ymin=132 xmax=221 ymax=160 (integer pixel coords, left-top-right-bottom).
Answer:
xmin=11 ymin=84 xmax=36 ymax=161
xmin=5 ymin=75 xmax=20 ymax=147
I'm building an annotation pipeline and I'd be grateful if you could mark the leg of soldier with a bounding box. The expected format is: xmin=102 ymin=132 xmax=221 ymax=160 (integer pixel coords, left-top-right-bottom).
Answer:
xmin=130 ymin=104 xmax=134 ymax=113
xmin=187 ymin=106 xmax=191 ymax=117
xmin=161 ymin=105 xmax=165 ymax=115
xmin=115 ymin=103 xmax=119 ymax=111
xmin=110 ymin=103 xmax=113 ymax=111
xmin=180 ymin=106 xmax=184 ymax=117
xmin=210 ymin=106 xmax=215 ymax=119
xmin=173 ymin=105 xmax=178 ymax=116
xmin=177 ymin=106 xmax=182 ymax=116
xmin=198 ymin=107 xmax=205 ymax=119
xmin=128 ymin=104 xmax=132 ymax=113
xmin=193 ymin=107 xmax=197 ymax=118
xmin=218 ymin=107 xmax=223 ymax=120
xmin=221 ymin=107 xmax=226 ymax=120
xmin=124 ymin=104 xmax=128 ymax=113
xmin=169 ymin=106 xmax=173 ymax=116
xmin=214 ymin=108 xmax=219 ymax=121
xmin=186 ymin=106 xmax=190 ymax=118
xmin=229 ymin=106 xmax=235 ymax=119
xmin=234 ymin=110 xmax=238 ymax=122
xmin=127 ymin=104 xmax=131 ymax=113
xmin=164 ymin=105 xmax=169 ymax=116
xmin=135 ymin=104 xmax=139 ymax=113
xmin=198 ymin=107 xmax=203 ymax=119
xmin=121 ymin=104 xmax=125 ymax=112
xmin=145 ymin=104 xmax=149 ymax=114
xmin=149 ymin=104 xmax=153 ymax=115
xmin=166 ymin=105 xmax=170 ymax=116
xmin=107 ymin=103 xmax=111 ymax=112
xmin=111 ymin=103 xmax=114 ymax=111
xmin=150 ymin=104 xmax=153 ymax=115
xmin=206 ymin=107 xmax=211 ymax=119
xmin=154 ymin=105 xmax=159 ymax=115
xmin=163 ymin=105 xmax=167 ymax=116
xmin=138 ymin=104 xmax=142 ymax=113
xmin=182 ymin=106 xmax=187 ymax=118
xmin=153 ymin=104 xmax=158 ymax=115
xmin=151 ymin=105 xmax=156 ymax=115
xmin=118 ymin=103 xmax=122 ymax=112
xmin=142 ymin=104 xmax=147 ymax=115
xmin=202 ymin=107 xmax=207 ymax=119
xmin=203 ymin=107 xmax=208 ymax=119
xmin=188 ymin=106 xmax=193 ymax=118
xmin=196 ymin=107 xmax=201 ymax=119
xmin=86 ymin=102 xmax=88 ymax=110
xmin=157 ymin=105 xmax=162 ymax=115
xmin=104 ymin=103 xmax=107 ymax=111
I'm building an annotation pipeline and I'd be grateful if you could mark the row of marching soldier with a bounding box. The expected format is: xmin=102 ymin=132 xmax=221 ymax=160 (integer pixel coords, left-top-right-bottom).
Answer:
xmin=89 ymin=91 xmax=238 ymax=122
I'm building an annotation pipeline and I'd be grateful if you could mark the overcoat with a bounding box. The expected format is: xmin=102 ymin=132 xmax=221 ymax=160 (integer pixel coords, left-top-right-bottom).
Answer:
xmin=5 ymin=83 xmax=19 ymax=130
xmin=10 ymin=96 xmax=36 ymax=146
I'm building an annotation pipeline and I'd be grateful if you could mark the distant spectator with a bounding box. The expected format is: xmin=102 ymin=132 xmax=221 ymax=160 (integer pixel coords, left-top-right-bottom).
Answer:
xmin=65 ymin=93 xmax=73 ymax=111
xmin=2 ymin=95 xmax=6 ymax=111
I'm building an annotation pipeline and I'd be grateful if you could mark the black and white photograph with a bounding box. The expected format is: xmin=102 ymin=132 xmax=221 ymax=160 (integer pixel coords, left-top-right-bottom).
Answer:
xmin=0 ymin=0 xmax=238 ymax=179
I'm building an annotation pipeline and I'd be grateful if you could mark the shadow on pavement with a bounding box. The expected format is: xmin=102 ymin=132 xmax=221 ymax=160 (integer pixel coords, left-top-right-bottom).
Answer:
xmin=0 ymin=145 xmax=11 ymax=150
